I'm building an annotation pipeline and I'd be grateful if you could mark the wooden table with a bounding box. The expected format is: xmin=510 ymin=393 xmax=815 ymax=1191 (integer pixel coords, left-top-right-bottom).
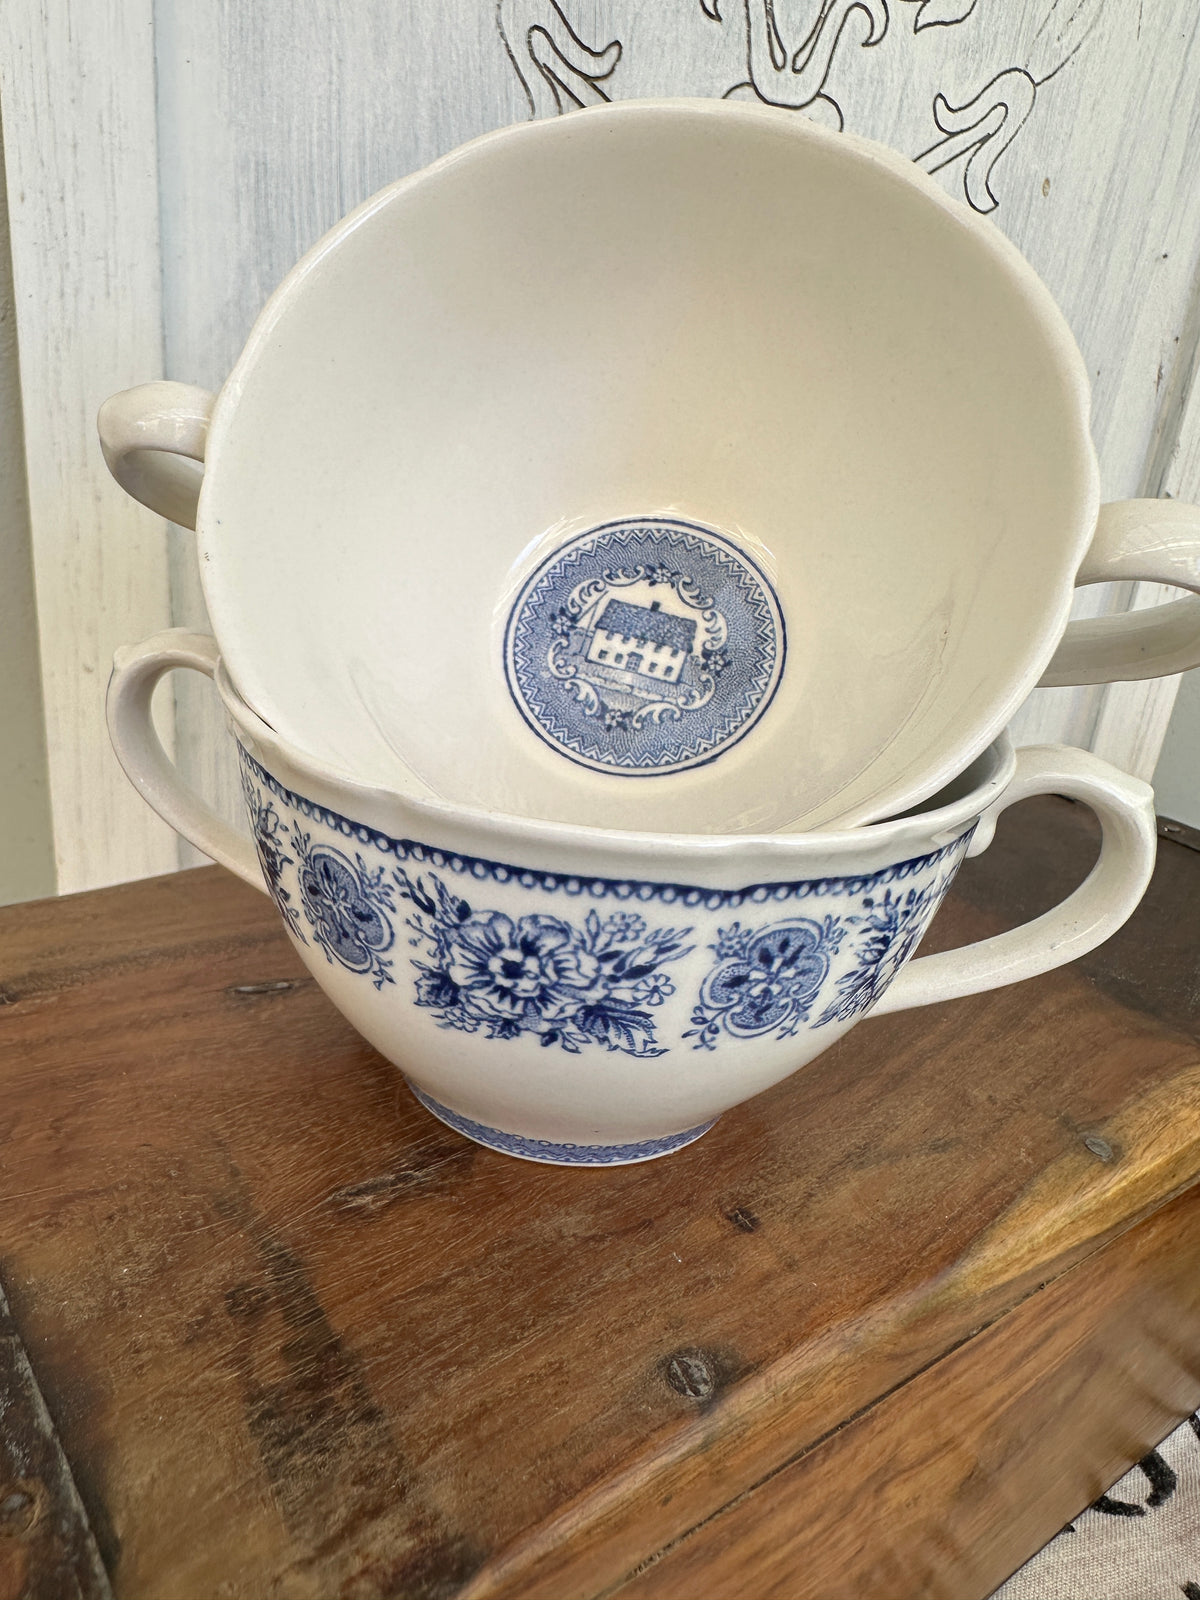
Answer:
xmin=3 ymin=798 xmax=1200 ymax=1600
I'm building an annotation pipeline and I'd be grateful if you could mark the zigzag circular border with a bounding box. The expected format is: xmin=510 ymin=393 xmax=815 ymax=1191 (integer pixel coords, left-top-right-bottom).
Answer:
xmin=503 ymin=517 xmax=786 ymax=776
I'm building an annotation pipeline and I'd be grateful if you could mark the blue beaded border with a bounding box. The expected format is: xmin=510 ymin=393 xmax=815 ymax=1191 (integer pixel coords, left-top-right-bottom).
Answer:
xmin=239 ymin=749 xmax=970 ymax=909
xmin=407 ymin=1082 xmax=715 ymax=1166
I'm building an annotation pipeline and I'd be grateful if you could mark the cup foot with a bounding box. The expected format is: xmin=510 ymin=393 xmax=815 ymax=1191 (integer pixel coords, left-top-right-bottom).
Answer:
xmin=406 ymin=1081 xmax=716 ymax=1167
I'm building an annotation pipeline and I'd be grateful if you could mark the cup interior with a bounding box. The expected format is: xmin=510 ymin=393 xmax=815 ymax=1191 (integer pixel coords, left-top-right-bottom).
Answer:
xmin=202 ymin=99 xmax=1094 ymax=835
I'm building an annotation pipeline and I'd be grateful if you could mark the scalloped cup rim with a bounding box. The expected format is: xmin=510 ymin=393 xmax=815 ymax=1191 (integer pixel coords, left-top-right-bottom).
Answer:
xmin=217 ymin=659 xmax=1014 ymax=868
xmin=196 ymin=95 xmax=1097 ymax=838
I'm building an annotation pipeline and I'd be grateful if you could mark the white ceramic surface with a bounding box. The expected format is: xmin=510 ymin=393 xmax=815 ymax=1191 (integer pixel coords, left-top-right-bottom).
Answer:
xmin=107 ymin=628 xmax=1156 ymax=1165
xmin=98 ymin=99 xmax=1200 ymax=834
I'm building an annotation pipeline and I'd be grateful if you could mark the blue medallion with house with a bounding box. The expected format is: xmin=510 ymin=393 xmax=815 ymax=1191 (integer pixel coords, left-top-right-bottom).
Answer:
xmin=504 ymin=517 xmax=786 ymax=776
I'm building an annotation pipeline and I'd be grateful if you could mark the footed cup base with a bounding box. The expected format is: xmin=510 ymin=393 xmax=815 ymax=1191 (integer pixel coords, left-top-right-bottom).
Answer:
xmin=405 ymin=1081 xmax=716 ymax=1166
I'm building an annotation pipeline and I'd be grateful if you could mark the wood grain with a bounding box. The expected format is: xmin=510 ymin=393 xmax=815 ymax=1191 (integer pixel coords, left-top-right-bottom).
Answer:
xmin=0 ymin=1284 xmax=110 ymax=1600
xmin=0 ymin=798 xmax=1198 ymax=1597
xmin=610 ymin=1185 xmax=1200 ymax=1600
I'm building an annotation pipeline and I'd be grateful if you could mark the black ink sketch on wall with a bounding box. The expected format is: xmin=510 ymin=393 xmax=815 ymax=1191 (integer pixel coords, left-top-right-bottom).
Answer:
xmin=496 ymin=1 xmax=621 ymax=118
xmin=706 ymin=0 xmax=889 ymax=133
xmin=495 ymin=0 xmax=1099 ymax=214
xmin=901 ymin=0 xmax=978 ymax=30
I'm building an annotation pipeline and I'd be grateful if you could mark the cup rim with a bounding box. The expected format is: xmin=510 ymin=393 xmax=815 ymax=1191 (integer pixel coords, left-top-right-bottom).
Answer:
xmin=216 ymin=655 xmax=1016 ymax=863
xmin=198 ymin=96 xmax=1096 ymax=839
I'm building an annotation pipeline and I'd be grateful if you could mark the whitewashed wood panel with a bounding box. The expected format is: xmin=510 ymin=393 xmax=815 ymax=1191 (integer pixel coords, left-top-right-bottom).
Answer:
xmin=153 ymin=0 xmax=1200 ymax=835
xmin=0 ymin=0 xmax=178 ymax=891
xmin=6 ymin=0 xmax=1198 ymax=890
xmin=1088 ymin=273 xmax=1200 ymax=778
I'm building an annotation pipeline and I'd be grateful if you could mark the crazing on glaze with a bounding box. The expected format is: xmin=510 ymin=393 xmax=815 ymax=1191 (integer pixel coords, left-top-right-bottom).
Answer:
xmin=504 ymin=518 xmax=785 ymax=776
xmin=241 ymin=749 xmax=969 ymax=1052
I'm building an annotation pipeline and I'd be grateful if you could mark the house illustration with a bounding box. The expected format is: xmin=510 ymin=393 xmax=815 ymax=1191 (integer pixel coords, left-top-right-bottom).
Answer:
xmin=585 ymin=599 xmax=696 ymax=686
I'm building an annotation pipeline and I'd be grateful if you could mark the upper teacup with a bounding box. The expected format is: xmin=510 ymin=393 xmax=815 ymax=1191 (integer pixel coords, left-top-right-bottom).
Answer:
xmin=99 ymin=98 xmax=1200 ymax=833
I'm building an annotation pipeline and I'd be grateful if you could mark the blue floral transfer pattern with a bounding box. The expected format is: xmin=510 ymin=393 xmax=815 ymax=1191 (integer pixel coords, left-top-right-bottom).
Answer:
xmin=291 ymin=832 xmax=396 ymax=989
xmin=235 ymin=747 xmax=973 ymax=1064
xmin=394 ymin=868 xmax=693 ymax=1056
xmin=242 ymin=770 xmax=305 ymax=942
xmin=685 ymin=856 xmax=963 ymax=1048
xmin=814 ymin=876 xmax=951 ymax=1026
xmin=685 ymin=916 xmax=845 ymax=1049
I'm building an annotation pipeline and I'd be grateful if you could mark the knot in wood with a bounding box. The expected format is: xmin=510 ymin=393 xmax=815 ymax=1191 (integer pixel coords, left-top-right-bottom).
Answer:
xmin=724 ymin=1204 xmax=760 ymax=1233
xmin=666 ymin=1351 xmax=715 ymax=1399
xmin=1083 ymin=1135 xmax=1114 ymax=1162
xmin=0 ymin=1480 xmax=42 ymax=1537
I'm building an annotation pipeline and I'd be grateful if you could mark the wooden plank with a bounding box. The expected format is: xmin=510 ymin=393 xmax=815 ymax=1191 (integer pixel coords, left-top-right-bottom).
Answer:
xmin=0 ymin=1281 xmax=112 ymax=1600
xmin=0 ymin=0 xmax=177 ymax=892
xmin=607 ymin=1184 xmax=1200 ymax=1600
xmin=0 ymin=802 xmax=1199 ymax=1596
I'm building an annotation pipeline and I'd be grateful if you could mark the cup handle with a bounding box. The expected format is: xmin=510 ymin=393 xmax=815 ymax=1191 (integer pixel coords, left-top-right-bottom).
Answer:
xmin=97 ymin=382 xmax=216 ymax=531
xmin=106 ymin=629 xmax=266 ymax=892
xmin=1040 ymin=499 xmax=1200 ymax=685
xmin=873 ymin=745 xmax=1155 ymax=1016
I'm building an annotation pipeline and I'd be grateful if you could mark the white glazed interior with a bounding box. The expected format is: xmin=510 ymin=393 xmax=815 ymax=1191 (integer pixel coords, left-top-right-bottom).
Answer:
xmin=219 ymin=660 xmax=1009 ymax=888
xmin=202 ymin=97 xmax=1096 ymax=835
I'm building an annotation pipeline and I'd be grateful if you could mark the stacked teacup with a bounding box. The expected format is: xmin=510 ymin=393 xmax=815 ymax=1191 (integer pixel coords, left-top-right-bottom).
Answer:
xmin=101 ymin=101 xmax=1200 ymax=1165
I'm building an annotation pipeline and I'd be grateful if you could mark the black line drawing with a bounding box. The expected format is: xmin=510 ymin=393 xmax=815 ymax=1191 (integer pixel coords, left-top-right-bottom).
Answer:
xmin=496 ymin=0 xmax=621 ymax=119
xmin=494 ymin=0 xmax=1098 ymax=214
xmin=914 ymin=66 xmax=1037 ymax=213
xmin=912 ymin=3 xmax=1096 ymax=213
xmin=1090 ymin=1449 xmax=1178 ymax=1517
xmin=901 ymin=0 xmax=978 ymax=30
xmin=711 ymin=0 xmax=890 ymax=132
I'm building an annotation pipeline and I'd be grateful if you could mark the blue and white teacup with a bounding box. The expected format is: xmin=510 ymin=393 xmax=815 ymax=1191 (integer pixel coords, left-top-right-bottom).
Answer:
xmin=107 ymin=631 xmax=1156 ymax=1167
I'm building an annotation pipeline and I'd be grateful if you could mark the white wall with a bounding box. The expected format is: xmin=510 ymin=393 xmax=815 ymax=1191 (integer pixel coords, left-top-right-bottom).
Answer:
xmin=0 ymin=111 xmax=54 ymax=906
xmin=1153 ymin=668 xmax=1200 ymax=827
xmin=1 ymin=2 xmax=1199 ymax=903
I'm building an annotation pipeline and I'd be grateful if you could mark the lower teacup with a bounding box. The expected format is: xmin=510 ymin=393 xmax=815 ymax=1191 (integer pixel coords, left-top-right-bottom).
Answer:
xmin=108 ymin=630 xmax=1157 ymax=1166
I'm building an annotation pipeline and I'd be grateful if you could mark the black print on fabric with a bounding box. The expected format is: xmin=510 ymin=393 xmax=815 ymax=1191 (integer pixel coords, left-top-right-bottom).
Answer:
xmin=1091 ymin=1448 xmax=1178 ymax=1517
xmin=495 ymin=1 xmax=1100 ymax=213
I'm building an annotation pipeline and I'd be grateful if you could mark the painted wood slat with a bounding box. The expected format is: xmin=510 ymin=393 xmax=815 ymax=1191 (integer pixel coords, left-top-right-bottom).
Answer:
xmin=0 ymin=0 xmax=177 ymax=892
xmin=154 ymin=0 xmax=1200 ymax=829
xmin=5 ymin=0 xmax=1196 ymax=895
xmin=1086 ymin=269 xmax=1200 ymax=779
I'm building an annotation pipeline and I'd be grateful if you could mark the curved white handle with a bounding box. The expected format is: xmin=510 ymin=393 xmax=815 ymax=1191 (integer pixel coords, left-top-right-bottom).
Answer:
xmin=874 ymin=745 xmax=1155 ymax=1015
xmin=1041 ymin=499 xmax=1200 ymax=686
xmin=97 ymin=381 xmax=215 ymax=530
xmin=106 ymin=629 xmax=265 ymax=891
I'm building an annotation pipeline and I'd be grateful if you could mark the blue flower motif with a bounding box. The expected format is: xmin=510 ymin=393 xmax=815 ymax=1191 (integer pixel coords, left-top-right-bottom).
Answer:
xmin=686 ymin=916 xmax=844 ymax=1050
xmin=814 ymin=880 xmax=946 ymax=1025
xmin=241 ymin=775 xmax=304 ymax=942
xmin=293 ymin=836 xmax=395 ymax=988
xmin=446 ymin=912 xmax=579 ymax=1026
xmin=395 ymin=872 xmax=692 ymax=1057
